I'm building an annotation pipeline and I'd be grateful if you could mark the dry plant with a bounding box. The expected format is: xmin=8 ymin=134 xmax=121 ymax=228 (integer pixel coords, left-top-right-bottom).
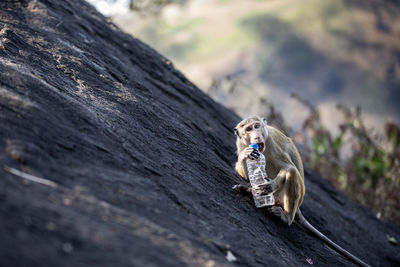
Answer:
xmin=292 ymin=93 xmax=400 ymax=225
xmin=209 ymin=76 xmax=400 ymax=224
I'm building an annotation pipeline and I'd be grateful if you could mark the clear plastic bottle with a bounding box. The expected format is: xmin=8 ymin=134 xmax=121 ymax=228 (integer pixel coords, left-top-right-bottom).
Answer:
xmin=246 ymin=144 xmax=275 ymax=208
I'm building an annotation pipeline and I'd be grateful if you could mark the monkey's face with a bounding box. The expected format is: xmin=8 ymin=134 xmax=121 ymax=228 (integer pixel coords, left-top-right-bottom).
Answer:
xmin=238 ymin=120 xmax=267 ymax=152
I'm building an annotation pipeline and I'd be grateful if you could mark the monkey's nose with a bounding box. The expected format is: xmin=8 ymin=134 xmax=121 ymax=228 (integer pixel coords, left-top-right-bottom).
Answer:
xmin=253 ymin=137 xmax=261 ymax=142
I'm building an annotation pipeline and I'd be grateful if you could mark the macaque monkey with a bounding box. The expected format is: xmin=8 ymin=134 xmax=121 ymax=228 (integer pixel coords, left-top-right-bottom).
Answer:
xmin=233 ymin=115 xmax=369 ymax=267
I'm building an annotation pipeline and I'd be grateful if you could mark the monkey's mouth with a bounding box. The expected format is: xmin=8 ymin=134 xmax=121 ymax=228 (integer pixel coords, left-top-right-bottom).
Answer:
xmin=258 ymin=142 xmax=264 ymax=152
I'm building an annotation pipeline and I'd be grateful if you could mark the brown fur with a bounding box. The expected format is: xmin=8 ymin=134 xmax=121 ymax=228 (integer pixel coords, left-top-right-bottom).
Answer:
xmin=234 ymin=115 xmax=305 ymax=225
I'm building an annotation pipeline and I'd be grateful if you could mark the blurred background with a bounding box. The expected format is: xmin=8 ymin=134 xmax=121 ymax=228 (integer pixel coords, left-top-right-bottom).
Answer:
xmin=86 ymin=0 xmax=400 ymax=225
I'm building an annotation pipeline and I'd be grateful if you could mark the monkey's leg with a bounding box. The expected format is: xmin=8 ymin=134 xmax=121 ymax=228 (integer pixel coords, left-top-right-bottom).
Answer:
xmin=281 ymin=168 xmax=305 ymax=225
xmin=232 ymin=183 xmax=252 ymax=196
xmin=264 ymin=168 xmax=304 ymax=225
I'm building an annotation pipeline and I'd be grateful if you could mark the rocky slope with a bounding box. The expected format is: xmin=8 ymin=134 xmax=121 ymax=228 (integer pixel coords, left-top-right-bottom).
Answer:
xmin=0 ymin=0 xmax=399 ymax=266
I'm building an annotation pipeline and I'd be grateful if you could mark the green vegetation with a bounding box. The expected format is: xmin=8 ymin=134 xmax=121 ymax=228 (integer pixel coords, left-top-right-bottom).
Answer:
xmin=128 ymin=0 xmax=187 ymax=14
xmin=166 ymin=18 xmax=204 ymax=33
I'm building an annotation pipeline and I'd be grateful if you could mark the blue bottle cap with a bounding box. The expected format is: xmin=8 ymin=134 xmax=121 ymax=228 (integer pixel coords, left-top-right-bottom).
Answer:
xmin=249 ymin=143 xmax=258 ymax=149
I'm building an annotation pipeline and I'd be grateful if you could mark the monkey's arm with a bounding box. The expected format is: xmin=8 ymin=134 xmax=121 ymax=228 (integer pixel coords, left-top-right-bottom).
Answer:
xmin=235 ymin=161 xmax=248 ymax=180
xmin=232 ymin=182 xmax=273 ymax=196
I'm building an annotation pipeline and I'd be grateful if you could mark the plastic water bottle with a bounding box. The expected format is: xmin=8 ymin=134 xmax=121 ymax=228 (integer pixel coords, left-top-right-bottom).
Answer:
xmin=246 ymin=144 xmax=275 ymax=208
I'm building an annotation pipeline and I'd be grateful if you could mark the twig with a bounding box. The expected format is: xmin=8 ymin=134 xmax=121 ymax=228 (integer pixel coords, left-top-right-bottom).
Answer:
xmin=4 ymin=166 xmax=58 ymax=188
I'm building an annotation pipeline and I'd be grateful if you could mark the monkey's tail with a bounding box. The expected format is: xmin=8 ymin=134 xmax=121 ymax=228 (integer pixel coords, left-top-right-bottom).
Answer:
xmin=295 ymin=210 xmax=370 ymax=267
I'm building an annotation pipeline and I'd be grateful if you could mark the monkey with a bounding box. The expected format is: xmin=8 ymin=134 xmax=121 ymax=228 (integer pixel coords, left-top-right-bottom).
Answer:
xmin=232 ymin=115 xmax=370 ymax=267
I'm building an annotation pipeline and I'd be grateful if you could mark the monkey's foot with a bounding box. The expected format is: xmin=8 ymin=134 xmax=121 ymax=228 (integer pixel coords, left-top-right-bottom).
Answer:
xmin=267 ymin=206 xmax=290 ymax=225
xmin=232 ymin=184 xmax=252 ymax=195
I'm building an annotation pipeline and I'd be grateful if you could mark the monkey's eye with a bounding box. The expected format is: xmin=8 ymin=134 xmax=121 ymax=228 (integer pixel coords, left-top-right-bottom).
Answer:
xmin=254 ymin=123 xmax=261 ymax=129
xmin=245 ymin=126 xmax=252 ymax=132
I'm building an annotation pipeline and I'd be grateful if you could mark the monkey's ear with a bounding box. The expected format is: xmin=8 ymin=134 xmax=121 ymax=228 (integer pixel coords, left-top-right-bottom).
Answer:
xmin=261 ymin=117 xmax=269 ymax=137
xmin=262 ymin=117 xmax=268 ymax=126
xmin=233 ymin=128 xmax=240 ymax=137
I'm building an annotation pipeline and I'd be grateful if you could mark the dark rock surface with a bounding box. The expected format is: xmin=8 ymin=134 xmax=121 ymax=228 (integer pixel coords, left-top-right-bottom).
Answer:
xmin=0 ymin=1 xmax=399 ymax=266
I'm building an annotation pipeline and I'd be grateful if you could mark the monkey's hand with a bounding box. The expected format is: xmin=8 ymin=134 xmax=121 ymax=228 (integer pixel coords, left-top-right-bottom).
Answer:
xmin=238 ymin=147 xmax=260 ymax=161
xmin=258 ymin=181 xmax=274 ymax=195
